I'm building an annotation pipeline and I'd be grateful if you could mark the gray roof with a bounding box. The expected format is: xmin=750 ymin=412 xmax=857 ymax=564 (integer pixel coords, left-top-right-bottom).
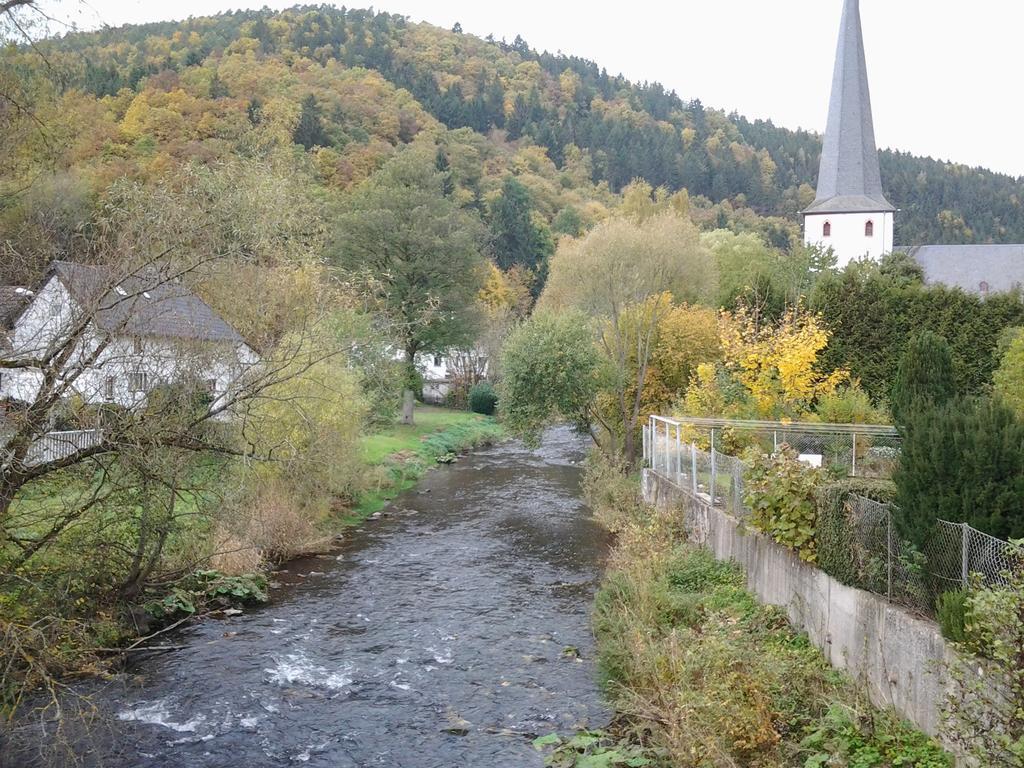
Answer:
xmin=805 ymin=0 xmax=895 ymax=215
xmin=0 ymin=286 xmax=32 ymax=327
xmin=903 ymin=245 xmax=1024 ymax=295
xmin=0 ymin=286 xmax=33 ymax=351
xmin=50 ymin=261 xmax=246 ymax=345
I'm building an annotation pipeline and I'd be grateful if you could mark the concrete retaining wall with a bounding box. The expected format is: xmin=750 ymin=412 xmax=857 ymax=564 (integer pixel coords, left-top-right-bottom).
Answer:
xmin=642 ymin=468 xmax=953 ymax=737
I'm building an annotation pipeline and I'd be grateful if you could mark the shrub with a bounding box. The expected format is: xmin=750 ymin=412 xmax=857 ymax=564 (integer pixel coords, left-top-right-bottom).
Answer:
xmin=936 ymin=589 xmax=968 ymax=643
xmin=891 ymin=331 xmax=956 ymax=425
xmin=468 ymin=381 xmax=498 ymax=415
xmin=944 ymin=542 xmax=1024 ymax=765
xmin=814 ymin=382 xmax=889 ymax=425
xmin=593 ymin=536 xmax=951 ymax=767
xmin=580 ymin=449 xmax=645 ymax=532
xmin=816 ymin=478 xmax=897 ymax=587
xmin=743 ymin=447 xmax=823 ymax=562
xmin=895 ymin=395 xmax=1024 ymax=545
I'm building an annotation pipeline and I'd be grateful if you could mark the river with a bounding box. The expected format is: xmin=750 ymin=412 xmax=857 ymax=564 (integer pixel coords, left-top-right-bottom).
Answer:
xmin=30 ymin=427 xmax=611 ymax=767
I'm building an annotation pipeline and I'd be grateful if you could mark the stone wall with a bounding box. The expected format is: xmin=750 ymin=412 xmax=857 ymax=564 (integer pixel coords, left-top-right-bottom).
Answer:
xmin=642 ymin=468 xmax=953 ymax=737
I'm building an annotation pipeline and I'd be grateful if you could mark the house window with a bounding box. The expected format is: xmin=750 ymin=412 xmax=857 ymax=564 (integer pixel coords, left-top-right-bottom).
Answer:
xmin=129 ymin=371 xmax=148 ymax=392
xmin=823 ymin=221 xmax=831 ymax=238
xmin=433 ymin=354 xmax=443 ymax=368
xmin=865 ymin=220 xmax=874 ymax=237
xmin=104 ymin=376 xmax=116 ymax=401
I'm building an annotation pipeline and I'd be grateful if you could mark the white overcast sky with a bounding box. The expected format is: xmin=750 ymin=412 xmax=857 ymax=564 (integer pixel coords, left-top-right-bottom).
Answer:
xmin=41 ymin=0 xmax=1024 ymax=178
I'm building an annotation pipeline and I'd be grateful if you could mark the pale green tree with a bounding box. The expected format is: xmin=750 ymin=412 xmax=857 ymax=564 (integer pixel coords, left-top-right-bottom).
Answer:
xmin=539 ymin=211 xmax=716 ymax=462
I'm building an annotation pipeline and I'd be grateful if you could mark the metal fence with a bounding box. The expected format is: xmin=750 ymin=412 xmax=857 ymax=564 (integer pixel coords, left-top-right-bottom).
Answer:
xmin=643 ymin=415 xmax=1016 ymax=617
xmin=13 ymin=429 xmax=104 ymax=467
xmin=658 ymin=415 xmax=902 ymax=478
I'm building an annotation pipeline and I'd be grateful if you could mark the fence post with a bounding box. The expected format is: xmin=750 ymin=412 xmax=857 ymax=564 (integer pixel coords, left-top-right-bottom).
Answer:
xmin=961 ymin=523 xmax=970 ymax=588
xmin=851 ymin=432 xmax=857 ymax=477
xmin=710 ymin=429 xmax=717 ymax=506
xmin=691 ymin=442 xmax=698 ymax=495
xmin=886 ymin=506 xmax=893 ymax=602
xmin=652 ymin=419 xmax=657 ymax=474
xmin=773 ymin=430 xmax=778 ymax=452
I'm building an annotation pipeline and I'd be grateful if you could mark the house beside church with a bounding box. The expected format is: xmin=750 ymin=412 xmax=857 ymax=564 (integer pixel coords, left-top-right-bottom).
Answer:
xmin=804 ymin=0 xmax=1024 ymax=294
xmin=0 ymin=260 xmax=258 ymax=412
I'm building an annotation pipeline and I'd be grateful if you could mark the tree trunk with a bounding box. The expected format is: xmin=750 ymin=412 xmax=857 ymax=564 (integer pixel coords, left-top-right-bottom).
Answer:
xmin=401 ymin=388 xmax=415 ymax=425
xmin=623 ymin=416 xmax=636 ymax=467
xmin=402 ymin=347 xmax=417 ymax=426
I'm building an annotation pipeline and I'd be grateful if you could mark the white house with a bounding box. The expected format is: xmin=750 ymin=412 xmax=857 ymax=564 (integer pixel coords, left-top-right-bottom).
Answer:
xmin=414 ymin=349 xmax=490 ymax=405
xmin=0 ymin=261 xmax=258 ymax=413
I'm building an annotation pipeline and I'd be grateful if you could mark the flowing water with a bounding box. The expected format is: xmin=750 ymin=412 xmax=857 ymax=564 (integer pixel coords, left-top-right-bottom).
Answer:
xmin=30 ymin=427 xmax=611 ymax=766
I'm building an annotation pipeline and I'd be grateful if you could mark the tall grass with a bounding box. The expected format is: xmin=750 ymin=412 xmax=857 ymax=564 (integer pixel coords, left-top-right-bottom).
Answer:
xmin=584 ymin=462 xmax=951 ymax=768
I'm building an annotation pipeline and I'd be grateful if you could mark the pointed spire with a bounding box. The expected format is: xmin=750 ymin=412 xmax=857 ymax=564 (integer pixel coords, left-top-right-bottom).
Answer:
xmin=805 ymin=0 xmax=894 ymax=214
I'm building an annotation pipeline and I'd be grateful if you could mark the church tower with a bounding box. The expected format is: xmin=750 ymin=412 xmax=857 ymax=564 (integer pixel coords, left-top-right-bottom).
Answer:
xmin=804 ymin=0 xmax=895 ymax=267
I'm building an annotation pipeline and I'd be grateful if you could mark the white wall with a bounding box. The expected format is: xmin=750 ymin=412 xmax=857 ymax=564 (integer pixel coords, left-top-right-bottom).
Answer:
xmin=804 ymin=211 xmax=894 ymax=267
xmin=1 ymin=276 xmax=258 ymax=413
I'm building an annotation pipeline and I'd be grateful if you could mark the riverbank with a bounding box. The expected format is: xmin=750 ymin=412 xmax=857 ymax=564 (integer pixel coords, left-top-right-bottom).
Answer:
xmin=348 ymin=405 xmax=505 ymax=524
xmin=0 ymin=405 xmax=504 ymax=720
xmin=6 ymin=426 xmax=604 ymax=768
xmin=555 ymin=459 xmax=952 ymax=768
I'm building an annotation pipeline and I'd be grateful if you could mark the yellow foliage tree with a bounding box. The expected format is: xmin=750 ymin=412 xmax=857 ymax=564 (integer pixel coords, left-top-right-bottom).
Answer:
xmin=641 ymin=300 xmax=721 ymax=416
xmin=718 ymin=304 xmax=848 ymax=418
xmin=478 ymin=262 xmax=532 ymax=318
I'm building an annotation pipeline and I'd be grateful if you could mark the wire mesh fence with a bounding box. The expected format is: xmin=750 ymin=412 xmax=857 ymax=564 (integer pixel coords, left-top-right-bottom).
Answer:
xmin=644 ymin=415 xmax=1016 ymax=618
xmin=661 ymin=416 xmax=902 ymax=479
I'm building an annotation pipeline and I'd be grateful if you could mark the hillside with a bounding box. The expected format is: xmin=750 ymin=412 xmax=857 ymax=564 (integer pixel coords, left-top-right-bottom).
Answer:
xmin=3 ymin=4 xmax=1023 ymax=250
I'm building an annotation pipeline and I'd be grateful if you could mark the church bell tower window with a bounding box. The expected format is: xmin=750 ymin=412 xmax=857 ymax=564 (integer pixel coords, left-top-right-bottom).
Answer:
xmin=865 ymin=220 xmax=874 ymax=237
xmin=823 ymin=221 xmax=831 ymax=238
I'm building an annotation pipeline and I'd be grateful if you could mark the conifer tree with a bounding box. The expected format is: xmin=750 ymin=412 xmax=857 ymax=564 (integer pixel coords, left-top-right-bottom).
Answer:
xmin=488 ymin=176 xmax=553 ymax=280
xmin=895 ymin=396 xmax=1024 ymax=545
xmin=293 ymin=94 xmax=330 ymax=150
xmin=891 ymin=331 xmax=956 ymax=424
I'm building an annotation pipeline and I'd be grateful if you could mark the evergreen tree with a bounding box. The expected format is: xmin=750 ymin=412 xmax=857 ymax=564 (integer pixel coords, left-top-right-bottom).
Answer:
xmin=246 ymin=97 xmax=263 ymax=125
xmin=506 ymin=94 xmax=530 ymax=140
xmin=435 ymin=147 xmax=454 ymax=197
xmin=489 ymin=176 xmax=554 ymax=278
xmin=895 ymin=396 xmax=1024 ymax=546
xmin=890 ymin=331 xmax=956 ymax=424
xmin=293 ymin=94 xmax=329 ymax=150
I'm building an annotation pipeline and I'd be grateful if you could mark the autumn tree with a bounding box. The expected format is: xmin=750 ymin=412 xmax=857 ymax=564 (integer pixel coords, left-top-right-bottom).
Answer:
xmin=537 ymin=210 xmax=716 ymax=462
xmin=329 ymin=148 xmax=487 ymax=423
xmin=717 ymin=303 xmax=848 ymax=419
xmin=640 ymin=300 xmax=721 ymax=415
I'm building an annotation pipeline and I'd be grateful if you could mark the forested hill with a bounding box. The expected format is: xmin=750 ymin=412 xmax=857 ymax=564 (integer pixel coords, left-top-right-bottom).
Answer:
xmin=13 ymin=5 xmax=1024 ymax=244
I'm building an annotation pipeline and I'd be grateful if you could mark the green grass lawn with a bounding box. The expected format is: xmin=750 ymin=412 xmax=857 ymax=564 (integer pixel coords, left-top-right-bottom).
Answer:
xmin=360 ymin=405 xmax=496 ymax=465
xmin=345 ymin=404 xmax=504 ymax=524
